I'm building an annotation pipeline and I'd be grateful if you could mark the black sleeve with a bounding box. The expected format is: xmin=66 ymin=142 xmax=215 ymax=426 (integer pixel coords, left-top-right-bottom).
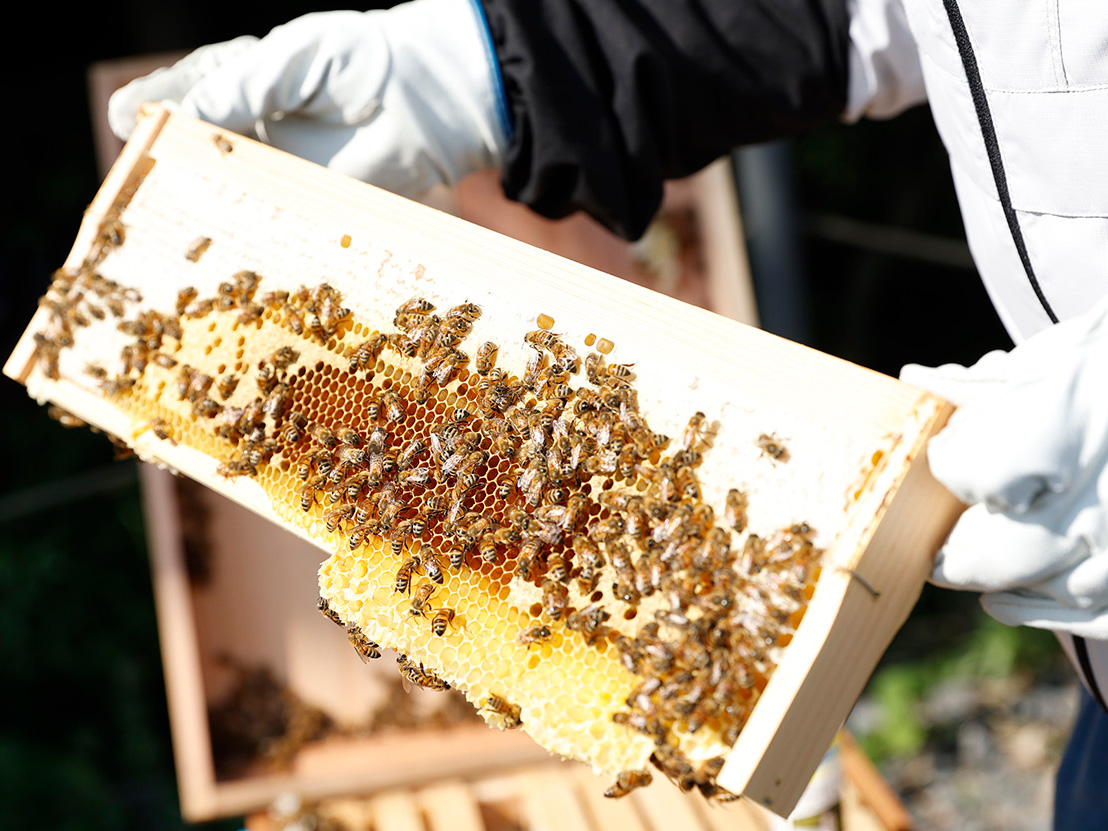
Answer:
xmin=480 ymin=0 xmax=852 ymax=240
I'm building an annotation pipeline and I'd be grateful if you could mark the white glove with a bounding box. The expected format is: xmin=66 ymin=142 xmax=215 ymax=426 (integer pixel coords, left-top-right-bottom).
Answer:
xmin=108 ymin=0 xmax=509 ymax=198
xmin=900 ymin=295 xmax=1108 ymax=638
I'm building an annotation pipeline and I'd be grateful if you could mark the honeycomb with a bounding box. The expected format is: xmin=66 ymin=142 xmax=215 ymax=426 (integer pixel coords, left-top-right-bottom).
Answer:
xmin=27 ymin=216 xmax=824 ymax=802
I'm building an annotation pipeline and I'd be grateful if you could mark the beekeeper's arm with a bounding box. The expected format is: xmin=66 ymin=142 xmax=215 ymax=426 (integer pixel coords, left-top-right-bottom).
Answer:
xmin=109 ymin=0 xmax=924 ymax=241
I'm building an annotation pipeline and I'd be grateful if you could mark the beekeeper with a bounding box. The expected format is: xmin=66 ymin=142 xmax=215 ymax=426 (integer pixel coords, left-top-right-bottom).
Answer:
xmin=108 ymin=1 xmax=1108 ymax=825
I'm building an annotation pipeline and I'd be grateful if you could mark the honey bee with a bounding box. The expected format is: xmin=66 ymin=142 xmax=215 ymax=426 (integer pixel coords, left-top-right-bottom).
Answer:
xmin=676 ymin=465 xmax=701 ymax=501
xmin=525 ymin=329 xmax=561 ymax=352
xmin=486 ymin=475 xmax=513 ymax=502
xmin=216 ymin=458 xmax=257 ymax=478
xmin=604 ymin=361 xmax=636 ymax=382
xmin=330 ymin=446 xmax=365 ymax=471
xmin=323 ymin=504 xmax=355 ymax=533
xmin=430 ymin=607 xmax=457 ymax=636
xmin=422 ymin=496 xmax=447 ymax=519
xmin=47 ymin=405 xmax=85 ymax=429
xmin=650 ymin=747 xmax=698 ymax=792
xmin=588 ymin=515 xmax=626 ymax=543
xmin=285 ymin=306 xmax=306 ymax=335
xmin=569 ymin=538 xmax=602 ymax=592
xmin=317 ymin=595 xmax=344 ymax=626
xmin=676 ymin=412 xmax=709 ymax=451
xmin=541 ymin=579 xmax=568 ymax=620
xmin=396 ymin=466 xmax=432 ymax=488
xmin=379 ymin=496 xmax=409 ymax=532
xmin=299 ymin=475 xmax=326 ymax=511
xmin=184 ymin=297 xmax=216 ymax=318
xmin=178 ymin=368 xmax=212 ymax=401
xmin=268 ymin=345 xmax=300 ymax=371
xmin=724 ymin=488 xmax=749 ymax=533
xmin=566 ymin=603 xmax=611 ymax=644
xmin=481 ymin=695 xmax=522 ymax=729
xmin=347 ymin=334 xmax=388 ymax=371
xmin=512 ymin=619 xmax=555 ymax=651
xmin=146 ymin=418 xmax=176 ymax=444
xmin=394 ymin=516 xmax=427 ymax=546
xmin=475 ymin=341 xmax=499 ymax=375
xmin=394 ymin=556 xmax=422 ymax=594
xmin=309 ymin=424 xmax=337 ymax=448
xmin=152 ymin=353 xmax=178 ymax=369
xmin=96 ymin=216 xmax=126 ymax=248
xmin=756 ymin=432 xmax=790 ymax=462
xmin=545 ymin=553 xmax=569 ymax=583
xmin=191 ymin=397 xmax=221 ymax=418
xmin=176 ymin=287 xmax=198 ymax=316
xmin=184 ymin=236 xmax=212 ymax=262
xmin=396 ymin=655 xmax=450 ymax=692
xmin=448 ymin=546 xmax=468 ymax=569
xmin=381 ymin=390 xmax=405 ymax=423
xmin=395 ymin=297 xmax=435 ymax=320
xmin=347 ymin=626 xmax=382 ymax=662
xmin=450 ymin=301 xmax=482 ymax=322
xmin=261 ymin=382 xmax=292 ymax=421
xmin=477 ymin=533 xmax=500 ymax=565
xmin=422 ymin=552 xmax=445 ymax=584
xmin=408 ymin=582 xmax=435 ymax=617
xmin=604 ymin=770 xmax=653 ymax=799
xmin=213 ymin=133 xmax=234 ymax=154
xmin=396 ymin=437 xmax=426 ymax=470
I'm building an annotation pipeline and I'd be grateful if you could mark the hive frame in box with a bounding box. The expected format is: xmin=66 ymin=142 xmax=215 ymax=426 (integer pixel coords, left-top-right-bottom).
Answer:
xmin=140 ymin=464 xmax=551 ymax=820
xmin=5 ymin=104 xmax=962 ymax=817
xmin=242 ymin=741 xmax=914 ymax=831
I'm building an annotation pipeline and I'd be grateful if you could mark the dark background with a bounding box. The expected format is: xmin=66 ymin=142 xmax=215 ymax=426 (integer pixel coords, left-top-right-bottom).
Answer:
xmin=0 ymin=4 xmax=1038 ymax=830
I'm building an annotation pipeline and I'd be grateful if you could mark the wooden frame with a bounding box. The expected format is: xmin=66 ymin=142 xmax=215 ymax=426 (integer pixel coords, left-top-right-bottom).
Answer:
xmin=5 ymin=106 xmax=962 ymax=818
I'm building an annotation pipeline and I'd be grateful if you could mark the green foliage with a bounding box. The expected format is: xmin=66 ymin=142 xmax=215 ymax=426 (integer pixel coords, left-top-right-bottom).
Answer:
xmin=857 ymin=612 xmax=1065 ymax=763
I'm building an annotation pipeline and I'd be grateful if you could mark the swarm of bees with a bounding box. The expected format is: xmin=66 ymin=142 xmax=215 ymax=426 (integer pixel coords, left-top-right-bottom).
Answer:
xmin=32 ymin=246 xmax=822 ymax=803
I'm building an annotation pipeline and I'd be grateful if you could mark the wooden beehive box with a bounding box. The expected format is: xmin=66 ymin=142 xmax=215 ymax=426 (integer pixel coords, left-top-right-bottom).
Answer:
xmin=5 ymin=105 xmax=961 ymax=817
xmin=140 ymin=464 xmax=549 ymax=820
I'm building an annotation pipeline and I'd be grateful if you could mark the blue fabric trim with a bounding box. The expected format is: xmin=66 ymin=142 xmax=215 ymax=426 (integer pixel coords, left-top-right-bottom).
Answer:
xmin=1054 ymin=685 xmax=1108 ymax=830
xmin=467 ymin=0 xmax=514 ymax=141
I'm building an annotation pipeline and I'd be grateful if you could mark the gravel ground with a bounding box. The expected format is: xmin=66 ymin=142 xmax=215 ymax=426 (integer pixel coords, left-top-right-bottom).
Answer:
xmin=850 ymin=674 xmax=1081 ymax=831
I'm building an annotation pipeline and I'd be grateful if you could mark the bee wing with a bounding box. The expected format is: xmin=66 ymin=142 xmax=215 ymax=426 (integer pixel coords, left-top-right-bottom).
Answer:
xmin=355 ymin=648 xmax=375 ymax=666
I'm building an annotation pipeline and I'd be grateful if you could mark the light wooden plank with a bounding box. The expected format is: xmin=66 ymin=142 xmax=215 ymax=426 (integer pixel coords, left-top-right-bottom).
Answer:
xmin=692 ymin=158 xmax=759 ymax=326
xmin=841 ymin=779 xmax=897 ymax=831
xmin=516 ymin=768 xmax=595 ymax=831
xmin=631 ymin=777 xmax=707 ymax=831
xmin=319 ymin=798 xmax=375 ymax=831
xmin=695 ymin=798 xmax=772 ymax=831
xmin=139 ymin=465 xmax=220 ymax=822
xmin=372 ymin=790 xmax=426 ymax=831
xmin=839 ymin=732 xmax=913 ymax=831
xmin=418 ymin=781 xmax=486 ymax=831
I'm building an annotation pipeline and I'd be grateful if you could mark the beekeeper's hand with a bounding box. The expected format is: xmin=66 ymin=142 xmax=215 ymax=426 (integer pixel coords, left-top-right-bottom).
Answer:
xmin=107 ymin=0 xmax=509 ymax=198
xmin=901 ymin=295 xmax=1108 ymax=638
